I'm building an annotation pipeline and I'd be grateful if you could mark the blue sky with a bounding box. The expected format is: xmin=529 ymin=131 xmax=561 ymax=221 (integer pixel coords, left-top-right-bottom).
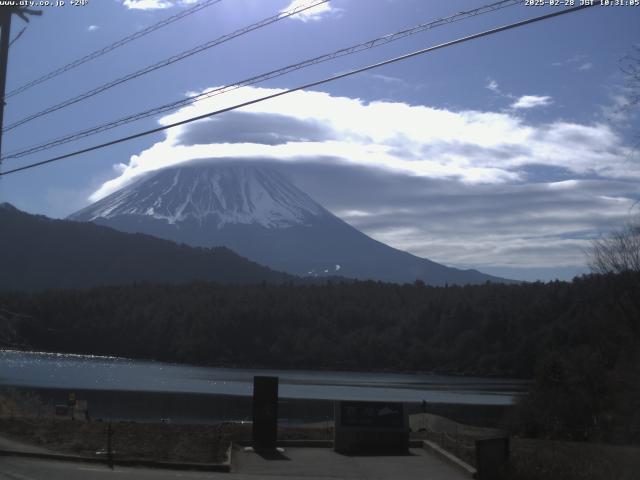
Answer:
xmin=0 ymin=0 xmax=638 ymax=281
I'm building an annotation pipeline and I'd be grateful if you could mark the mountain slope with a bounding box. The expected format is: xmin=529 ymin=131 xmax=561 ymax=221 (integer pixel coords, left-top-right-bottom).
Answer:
xmin=0 ymin=203 xmax=293 ymax=291
xmin=75 ymin=164 xmax=324 ymax=229
xmin=70 ymin=163 xmax=513 ymax=285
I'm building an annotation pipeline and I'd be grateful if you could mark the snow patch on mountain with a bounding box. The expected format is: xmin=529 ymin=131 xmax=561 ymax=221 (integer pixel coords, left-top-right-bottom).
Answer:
xmin=71 ymin=164 xmax=326 ymax=229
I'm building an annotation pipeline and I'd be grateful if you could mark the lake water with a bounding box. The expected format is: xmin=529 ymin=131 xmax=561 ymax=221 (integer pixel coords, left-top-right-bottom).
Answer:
xmin=0 ymin=350 xmax=526 ymax=406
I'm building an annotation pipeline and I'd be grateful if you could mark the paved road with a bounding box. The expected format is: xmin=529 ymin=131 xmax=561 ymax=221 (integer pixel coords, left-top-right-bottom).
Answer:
xmin=235 ymin=446 xmax=469 ymax=479
xmin=1 ymin=447 xmax=469 ymax=480
xmin=1 ymin=457 xmax=218 ymax=480
xmin=0 ymin=437 xmax=54 ymax=456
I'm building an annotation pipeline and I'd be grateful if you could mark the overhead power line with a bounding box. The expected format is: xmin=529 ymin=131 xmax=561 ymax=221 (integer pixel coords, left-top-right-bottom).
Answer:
xmin=2 ymin=0 xmax=223 ymax=101
xmin=2 ymin=0 xmax=521 ymax=162
xmin=0 ymin=6 xmax=42 ymax=166
xmin=0 ymin=1 xmax=600 ymax=178
xmin=2 ymin=0 xmax=329 ymax=133
xmin=8 ymin=25 xmax=26 ymax=47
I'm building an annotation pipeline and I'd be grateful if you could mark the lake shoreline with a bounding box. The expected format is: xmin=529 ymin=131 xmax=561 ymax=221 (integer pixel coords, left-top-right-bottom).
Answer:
xmin=0 ymin=347 xmax=532 ymax=381
xmin=1 ymin=350 xmax=525 ymax=420
xmin=2 ymin=386 xmax=513 ymax=428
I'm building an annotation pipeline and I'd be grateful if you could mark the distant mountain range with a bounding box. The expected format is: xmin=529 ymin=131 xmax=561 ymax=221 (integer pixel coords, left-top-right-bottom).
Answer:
xmin=0 ymin=203 xmax=293 ymax=291
xmin=70 ymin=163 xmax=513 ymax=286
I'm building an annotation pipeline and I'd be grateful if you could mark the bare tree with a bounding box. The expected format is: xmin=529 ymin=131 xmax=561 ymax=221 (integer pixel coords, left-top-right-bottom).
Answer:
xmin=588 ymin=222 xmax=640 ymax=274
xmin=621 ymin=45 xmax=640 ymax=114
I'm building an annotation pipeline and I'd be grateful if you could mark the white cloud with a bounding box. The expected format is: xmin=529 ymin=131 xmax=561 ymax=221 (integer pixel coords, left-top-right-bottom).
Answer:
xmin=511 ymin=95 xmax=553 ymax=109
xmin=486 ymin=78 xmax=500 ymax=93
xmin=122 ymin=0 xmax=172 ymax=9
xmin=281 ymin=0 xmax=335 ymax=22
xmin=371 ymin=74 xmax=411 ymax=88
xmin=552 ymin=55 xmax=594 ymax=72
xmin=372 ymin=74 xmax=405 ymax=85
xmin=484 ymin=78 xmax=516 ymax=100
xmin=552 ymin=53 xmax=588 ymax=68
xmin=316 ymin=170 xmax=637 ymax=274
xmin=120 ymin=0 xmax=196 ymax=10
xmin=87 ymin=25 xmax=100 ymax=32
xmin=284 ymin=162 xmax=637 ymax=277
xmin=90 ymin=85 xmax=635 ymax=201
xmin=600 ymin=87 xmax=637 ymax=125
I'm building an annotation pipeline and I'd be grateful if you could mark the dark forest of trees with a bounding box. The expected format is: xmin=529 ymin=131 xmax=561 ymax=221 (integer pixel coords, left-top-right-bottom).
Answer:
xmin=0 ymin=272 xmax=637 ymax=377
xmin=0 ymin=203 xmax=294 ymax=290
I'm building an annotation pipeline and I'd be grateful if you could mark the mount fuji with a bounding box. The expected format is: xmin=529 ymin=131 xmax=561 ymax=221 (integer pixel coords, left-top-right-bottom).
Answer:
xmin=69 ymin=163 xmax=511 ymax=285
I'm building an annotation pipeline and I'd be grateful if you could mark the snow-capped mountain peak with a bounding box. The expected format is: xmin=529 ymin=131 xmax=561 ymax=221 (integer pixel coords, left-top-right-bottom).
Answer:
xmin=71 ymin=164 xmax=325 ymax=229
xmin=69 ymin=162 xmax=513 ymax=286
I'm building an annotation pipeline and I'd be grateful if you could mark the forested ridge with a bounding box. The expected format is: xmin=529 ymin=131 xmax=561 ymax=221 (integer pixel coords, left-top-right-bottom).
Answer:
xmin=2 ymin=272 xmax=638 ymax=379
xmin=0 ymin=203 xmax=294 ymax=290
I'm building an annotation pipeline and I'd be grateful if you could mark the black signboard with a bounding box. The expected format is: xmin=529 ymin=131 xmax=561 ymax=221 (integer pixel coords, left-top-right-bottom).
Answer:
xmin=252 ymin=376 xmax=278 ymax=450
xmin=476 ymin=437 xmax=510 ymax=480
xmin=55 ymin=404 xmax=69 ymax=416
xmin=340 ymin=401 xmax=404 ymax=428
xmin=334 ymin=400 xmax=408 ymax=453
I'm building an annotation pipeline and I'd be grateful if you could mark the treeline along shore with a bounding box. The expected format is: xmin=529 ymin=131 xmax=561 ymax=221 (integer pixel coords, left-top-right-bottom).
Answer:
xmin=1 ymin=272 xmax=637 ymax=377
xmin=1 ymin=271 xmax=639 ymax=441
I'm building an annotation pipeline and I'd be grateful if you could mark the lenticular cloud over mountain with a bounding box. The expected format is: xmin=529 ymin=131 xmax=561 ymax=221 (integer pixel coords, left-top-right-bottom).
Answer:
xmin=81 ymin=85 xmax=636 ymax=281
xmin=89 ymin=85 xmax=634 ymax=202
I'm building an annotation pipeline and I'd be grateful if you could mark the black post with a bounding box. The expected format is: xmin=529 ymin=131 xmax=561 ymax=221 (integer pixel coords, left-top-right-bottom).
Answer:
xmin=252 ymin=376 xmax=278 ymax=451
xmin=0 ymin=8 xmax=12 ymax=160
xmin=107 ymin=422 xmax=113 ymax=469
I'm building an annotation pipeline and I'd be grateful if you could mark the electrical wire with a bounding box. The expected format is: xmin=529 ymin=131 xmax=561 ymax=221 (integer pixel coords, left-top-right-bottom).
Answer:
xmin=1 ymin=0 xmax=521 ymax=162
xmin=2 ymin=0 xmax=223 ymax=101
xmin=2 ymin=0 xmax=329 ymax=133
xmin=0 ymin=1 xmax=600 ymax=177
xmin=8 ymin=25 xmax=26 ymax=47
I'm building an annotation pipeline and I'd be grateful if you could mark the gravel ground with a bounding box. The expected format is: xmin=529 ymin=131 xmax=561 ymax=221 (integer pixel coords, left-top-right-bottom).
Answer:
xmin=0 ymin=417 xmax=245 ymax=463
xmin=0 ymin=416 xmax=338 ymax=464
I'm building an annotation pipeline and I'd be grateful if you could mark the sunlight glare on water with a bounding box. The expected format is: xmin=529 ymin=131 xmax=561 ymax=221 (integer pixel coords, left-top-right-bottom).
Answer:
xmin=0 ymin=350 xmax=526 ymax=405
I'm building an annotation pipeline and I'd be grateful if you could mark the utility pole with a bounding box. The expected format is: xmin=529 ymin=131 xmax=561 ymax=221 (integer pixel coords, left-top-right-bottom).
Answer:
xmin=0 ymin=8 xmax=12 ymax=162
xmin=0 ymin=6 xmax=41 ymax=166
